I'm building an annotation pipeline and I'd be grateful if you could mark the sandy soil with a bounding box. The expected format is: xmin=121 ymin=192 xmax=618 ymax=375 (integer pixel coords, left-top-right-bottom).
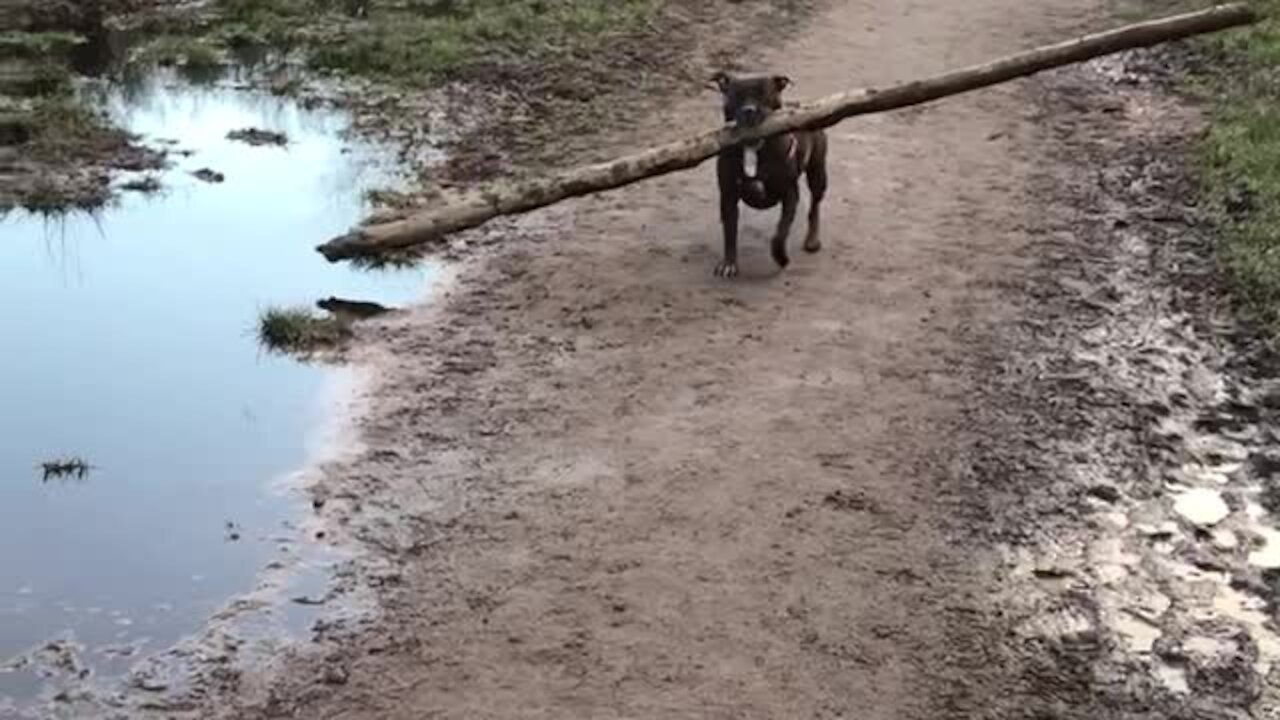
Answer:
xmin=65 ymin=0 xmax=1280 ymax=718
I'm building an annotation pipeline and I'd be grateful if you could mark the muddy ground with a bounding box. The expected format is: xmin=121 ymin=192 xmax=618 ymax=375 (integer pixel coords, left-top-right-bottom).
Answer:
xmin=16 ymin=0 xmax=1280 ymax=717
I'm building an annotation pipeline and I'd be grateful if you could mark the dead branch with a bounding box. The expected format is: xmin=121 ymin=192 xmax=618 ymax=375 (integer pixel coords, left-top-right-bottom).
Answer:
xmin=317 ymin=3 xmax=1258 ymax=263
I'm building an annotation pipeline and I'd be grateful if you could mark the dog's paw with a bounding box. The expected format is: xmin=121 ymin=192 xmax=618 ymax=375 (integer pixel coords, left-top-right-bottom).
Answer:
xmin=803 ymin=236 xmax=822 ymax=253
xmin=714 ymin=261 xmax=739 ymax=279
xmin=771 ymin=249 xmax=790 ymax=269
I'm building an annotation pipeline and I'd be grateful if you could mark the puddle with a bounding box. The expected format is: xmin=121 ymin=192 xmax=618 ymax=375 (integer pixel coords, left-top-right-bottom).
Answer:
xmin=0 ymin=64 xmax=428 ymax=709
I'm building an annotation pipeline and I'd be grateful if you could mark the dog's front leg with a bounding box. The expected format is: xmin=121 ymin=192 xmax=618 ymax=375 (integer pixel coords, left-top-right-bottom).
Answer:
xmin=717 ymin=197 xmax=740 ymax=278
xmin=715 ymin=156 xmax=740 ymax=278
xmin=770 ymin=187 xmax=799 ymax=269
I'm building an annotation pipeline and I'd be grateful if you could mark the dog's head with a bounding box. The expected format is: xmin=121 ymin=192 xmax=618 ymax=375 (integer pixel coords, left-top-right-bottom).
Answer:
xmin=711 ymin=72 xmax=790 ymax=129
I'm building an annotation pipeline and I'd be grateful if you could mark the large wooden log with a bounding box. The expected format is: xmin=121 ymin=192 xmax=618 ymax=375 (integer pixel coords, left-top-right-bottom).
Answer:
xmin=317 ymin=3 xmax=1258 ymax=262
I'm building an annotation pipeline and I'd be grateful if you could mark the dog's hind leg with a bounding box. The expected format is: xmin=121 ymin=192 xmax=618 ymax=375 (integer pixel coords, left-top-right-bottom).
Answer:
xmin=803 ymin=134 xmax=828 ymax=253
xmin=771 ymin=187 xmax=799 ymax=269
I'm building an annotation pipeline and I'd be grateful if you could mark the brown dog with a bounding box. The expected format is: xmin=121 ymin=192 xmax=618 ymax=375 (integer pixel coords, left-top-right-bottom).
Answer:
xmin=711 ymin=72 xmax=828 ymax=278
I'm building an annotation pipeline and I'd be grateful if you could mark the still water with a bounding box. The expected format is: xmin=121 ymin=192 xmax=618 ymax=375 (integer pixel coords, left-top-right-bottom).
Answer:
xmin=0 ymin=69 xmax=427 ymax=708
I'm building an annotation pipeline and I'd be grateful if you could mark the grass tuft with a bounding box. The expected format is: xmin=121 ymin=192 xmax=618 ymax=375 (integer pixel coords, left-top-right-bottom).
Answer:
xmin=40 ymin=457 xmax=93 ymax=482
xmin=348 ymin=250 xmax=423 ymax=270
xmin=257 ymin=305 xmax=351 ymax=353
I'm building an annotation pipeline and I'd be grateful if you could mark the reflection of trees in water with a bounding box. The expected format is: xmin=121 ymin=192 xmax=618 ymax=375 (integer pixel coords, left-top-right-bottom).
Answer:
xmin=60 ymin=34 xmax=441 ymax=255
xmin=74 ymin=62 xmax=397 ymax=211
xmin=316 ymin=135 xmax=405 ymax=215
xmin=0 ymin=209 xmax=101 ymax=285
xmin=101 ymin=71 xmax=344 ymax=142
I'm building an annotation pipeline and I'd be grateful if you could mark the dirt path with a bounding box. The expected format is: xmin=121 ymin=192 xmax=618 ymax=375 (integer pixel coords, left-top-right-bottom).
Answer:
xmin=166 ymin=0 xmax=1121 ymax=716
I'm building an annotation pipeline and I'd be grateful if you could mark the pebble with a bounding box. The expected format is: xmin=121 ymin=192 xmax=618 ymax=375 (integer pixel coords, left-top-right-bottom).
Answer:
xmin=1211 ymin=529 xmax=1239 ymax=551
xmin=1173 ymin=488 xmax=1230 ymax=528
xmin=321 ymin=664 xmax=349 ymax=685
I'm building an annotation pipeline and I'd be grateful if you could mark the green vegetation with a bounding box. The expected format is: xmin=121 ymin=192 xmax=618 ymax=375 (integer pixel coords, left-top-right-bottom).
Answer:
xmin=22 ymin=97 xmax=125 ymax=161
xmin=348 ymin=251 xmax=423 ymax=270
xmin=208 ymin=0 xmax=657 ymax=82
xmin=135 ymin=36 xmax=224 ymax=72
xmin=0 ymin=26 xmax=138 ymax=213
xmin=1191 ymin=0 xmax=1280 ymax=329
xmin=0 ymin=59 xmax=74 ymax=97
xmin=0 ymin=31 xmax=84 ymax=60
xmin=257 ymin=306 xmax=351 ymax=354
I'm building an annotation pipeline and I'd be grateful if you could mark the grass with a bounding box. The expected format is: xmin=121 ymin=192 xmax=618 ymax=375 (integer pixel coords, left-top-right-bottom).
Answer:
xmin=1 ymin=96 xmax=145 ymax=213
xmin=1187 ymin=0 xmax=1280 ymax=330
xmin=0 ymin=31 xmax=82 ymax=97
xmin=19 ymin=176 xmax=112 ymax=214
xmin=137 ymin=36 xmax=223 ymax=69
xmin=21 ymin=96 xmax=127 ymax=162
xmin=205 ymin=0 xmax=657 ymax=82
xmin=0 ymin=31 xmax=84 ymax=60
xmin=348 ymin=249 xmax=425 ymax=270
xmin=257 ymin=306 xmax=351 ymax=353
xmin=0 ymin=26 xmax=138 ymax=212
xmin=0 ymin=59 xmax=74 ymax=97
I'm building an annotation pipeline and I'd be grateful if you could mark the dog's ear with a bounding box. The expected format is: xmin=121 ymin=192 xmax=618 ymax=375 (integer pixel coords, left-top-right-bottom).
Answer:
xmin=709 ymin=71 xmax=732 ymax=92
xmin=772 ymin=75 xmax=792 ymax=93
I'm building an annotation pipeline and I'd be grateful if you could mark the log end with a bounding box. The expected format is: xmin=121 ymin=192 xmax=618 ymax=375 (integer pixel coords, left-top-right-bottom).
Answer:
xmin=316 ymin=229 xmax=369 ymax=263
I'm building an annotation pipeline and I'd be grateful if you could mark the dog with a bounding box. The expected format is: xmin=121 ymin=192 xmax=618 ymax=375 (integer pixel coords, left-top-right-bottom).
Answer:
xmin=711 ymin=71 xmax=828 ymax=278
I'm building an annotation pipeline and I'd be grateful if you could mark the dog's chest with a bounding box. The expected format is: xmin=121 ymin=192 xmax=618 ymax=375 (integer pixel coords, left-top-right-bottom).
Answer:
xmin=742 ymin=147 xmax=760 ymax=179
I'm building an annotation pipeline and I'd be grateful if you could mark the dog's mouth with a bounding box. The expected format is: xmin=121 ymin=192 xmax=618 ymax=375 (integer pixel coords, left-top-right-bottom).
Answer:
xmin=733 ymin=104 xmax=767 ymax=130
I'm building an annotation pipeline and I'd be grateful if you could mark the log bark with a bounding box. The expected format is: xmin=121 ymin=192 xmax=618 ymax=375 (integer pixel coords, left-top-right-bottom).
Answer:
xmin=318 ymin=3 xmax=1258 ymax=262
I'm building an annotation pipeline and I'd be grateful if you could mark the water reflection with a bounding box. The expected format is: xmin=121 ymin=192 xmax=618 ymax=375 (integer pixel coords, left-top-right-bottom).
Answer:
xmin=0 ymin=65 xmax=427 ymax=708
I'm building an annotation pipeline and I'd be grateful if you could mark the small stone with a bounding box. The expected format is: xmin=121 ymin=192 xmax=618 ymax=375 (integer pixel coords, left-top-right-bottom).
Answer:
xmin=321 ymin=664 xmax=349 ymax=685
xmin=1173 ymin=488 xmax=1230 ymax=528
xmin=1033 ymin=566 xmax=1074 ymax=579
xmin=1136 ymin=521 xmax=1179 ymax=539
xmin=1211 ymin=529 xmax=1239 ymax=550
xmin=1087 ymin=484 xmax=1122 ymax=503
xmin=1248 ymin=527 xmax=1280 ymax=569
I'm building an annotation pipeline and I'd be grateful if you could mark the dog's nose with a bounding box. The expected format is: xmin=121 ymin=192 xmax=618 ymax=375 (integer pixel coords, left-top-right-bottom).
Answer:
xmin=738 ymin=106 xmax=761 ymax=125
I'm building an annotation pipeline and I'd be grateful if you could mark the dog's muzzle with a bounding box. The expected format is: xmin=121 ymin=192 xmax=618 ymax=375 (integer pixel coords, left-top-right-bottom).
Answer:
xmin=735 ymin=104 xmax=764 ymax=128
